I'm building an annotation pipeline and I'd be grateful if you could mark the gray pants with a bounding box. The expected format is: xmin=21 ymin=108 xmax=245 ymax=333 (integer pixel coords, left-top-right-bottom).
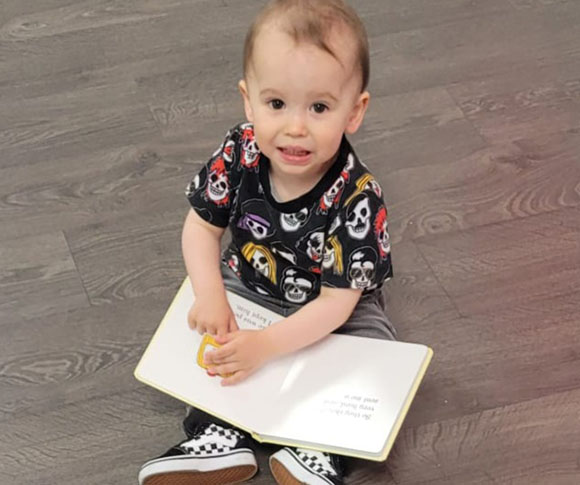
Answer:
xmin=220 ymin=263 xmax=397 ymax=341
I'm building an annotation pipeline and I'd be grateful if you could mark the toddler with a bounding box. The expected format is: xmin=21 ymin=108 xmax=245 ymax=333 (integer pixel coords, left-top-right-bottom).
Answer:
xmin=139 ymin=1 xmax=395 ymax=484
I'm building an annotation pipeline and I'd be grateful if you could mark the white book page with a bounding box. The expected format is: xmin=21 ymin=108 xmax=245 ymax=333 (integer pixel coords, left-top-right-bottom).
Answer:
xmin=256 ymin=335 xmax=429 ymax=454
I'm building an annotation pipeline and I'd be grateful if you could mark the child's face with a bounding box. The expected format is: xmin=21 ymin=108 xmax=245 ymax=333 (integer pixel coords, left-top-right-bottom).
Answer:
xmin=239 ymin=24 xmax=369 ymax=184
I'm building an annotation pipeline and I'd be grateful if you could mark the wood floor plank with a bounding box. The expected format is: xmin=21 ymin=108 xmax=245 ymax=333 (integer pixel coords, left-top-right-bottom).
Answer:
xmin=445 ymin=57 xmax=580 ymax=116
xmin=0 ymin=388 xmax=182 ymax=472
xmin=510 ymin=0 xmax=574 ymax=8
xmin=0 ymin=231 xmax=88 ymax=323
xmin=0 ymin=292 xmax=172 ymax=420
xmin=382 ymin=133 xmax=580 ymax=245
xmin=390 ymin=389 xmax=580 ymax=484
xmin=414 ymin=207 xmax=580 ymax=315
xmin=384 ymin=241 xmax=460 ymax=332
xmin=448 ymin=75 xmax=580 ymax=144
xmin=359 ymin=0 xmax=513 ymax=37
xmin=0 ymin=0 xmax=246 ymax=87
xmin=0 ymin=0 xmax=179 ymax=43
xmin=354 ymin=118 xmax=486 ymax=178
xmin=403 ymin=289 xmax=580 ymax=424
xmin=369 ymin=3 xmax=580 ymax=96
xmin=356 ymin=86 xmax=466 ymax=143
xmin=147 ymin=91 xmax=245 ymax=145
xmin=0 ymin=70 xmax=146 ymax=130
xmin=0 ymin=143 xmax=192 ymax=242
xmin=66 ymin=219 xmax=184 ymax=305
xmin=414 ymin=205 xmax=580 ymax=263
xmin=0 ymin=1 xmax=79 ymax=21
xmin=1 ymin=101 xmax=159 ymax=170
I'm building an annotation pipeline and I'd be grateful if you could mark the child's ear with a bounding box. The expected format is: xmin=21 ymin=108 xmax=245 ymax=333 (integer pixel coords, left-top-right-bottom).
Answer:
xmin=345 ymin=91 xmax=370 ymax=135
xmin=238 ymin=79 xmax=254 ymax=122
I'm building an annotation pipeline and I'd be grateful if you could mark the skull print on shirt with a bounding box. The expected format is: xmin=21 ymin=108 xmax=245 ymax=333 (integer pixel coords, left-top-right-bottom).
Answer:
xmin=205 ymin=157 xmax=229 ymax=206
xmin=345 ymin=193 xmax=371 ymax=240
xmin=374 ymin=206 xmax=391 ymax=260
xmin=297 ymin=228 xmax=326 ymax=264
xmin=281 ymin=267 xmax=316 ymax=303
xmin=322 ymin=234 xmax=344 ymax=275
xmin=241 ymin=242 xmax=277 ymax=284
xmin=347 ymin=246 xmax=378 ymax=290
xmin=238 ymin=199 xmax=275 ymax=240
xmin=240 ymin=123 xmax=260 ymax=170
xmin=280 ymin=208 xmax=310 ymax=232
xmin=318 ymin=154 xmax=354 ymax=214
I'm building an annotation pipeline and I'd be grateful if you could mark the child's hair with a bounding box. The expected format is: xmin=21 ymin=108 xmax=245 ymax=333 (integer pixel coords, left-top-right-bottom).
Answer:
xmin=243 ymin=0 xmax=370 ymax=91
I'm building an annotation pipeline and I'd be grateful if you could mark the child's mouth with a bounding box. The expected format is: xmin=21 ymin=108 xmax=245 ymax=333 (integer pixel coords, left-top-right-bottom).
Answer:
xmin=278 ymin=146 xmax=312 ymax=164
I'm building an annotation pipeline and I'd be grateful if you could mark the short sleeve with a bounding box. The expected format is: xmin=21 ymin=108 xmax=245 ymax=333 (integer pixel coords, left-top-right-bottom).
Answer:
xmin=321 ymin=191 xmax=393 ymax=291
xmin=185 ymin=129 xmax=240 ymax=227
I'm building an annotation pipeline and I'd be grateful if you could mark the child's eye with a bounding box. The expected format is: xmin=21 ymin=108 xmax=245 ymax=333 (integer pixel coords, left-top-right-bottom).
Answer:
xmin=312 ymin=103 xmax=329 ymax=114
xmin=268 ymin=99 xmax=285 ymax=110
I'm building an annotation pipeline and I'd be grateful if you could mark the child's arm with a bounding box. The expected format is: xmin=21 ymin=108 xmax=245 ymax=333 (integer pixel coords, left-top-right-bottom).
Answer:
xmin=206 ymin=287 xmax=362 ymax=385
xmin=264 ymin=287 xmax=362 ymax=355
xmin=182 ymin=209 xmax=237 ymax=336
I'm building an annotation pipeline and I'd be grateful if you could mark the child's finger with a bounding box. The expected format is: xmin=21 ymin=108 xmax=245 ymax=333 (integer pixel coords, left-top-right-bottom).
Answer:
xmin=214 ymin=333 xmax=235 ymax=345
xmin=221 ymin=370 xmax=249 ymax=387
xmin=216 ymin=322 xmax=230 ymax=337
xmin=209 ymin=362 xmax=239 ymax=376
xmin=203 ymin=350 xmax=215 ymax=365
xmin=205 ymin=346 xmax=235 ymax=364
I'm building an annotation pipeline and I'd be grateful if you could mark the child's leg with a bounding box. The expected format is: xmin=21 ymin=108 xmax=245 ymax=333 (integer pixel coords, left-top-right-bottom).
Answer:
xmin=333 ymin=288 xmax=397 ymax=341
xmin=182 ymin=406 xmax=241 ymax=437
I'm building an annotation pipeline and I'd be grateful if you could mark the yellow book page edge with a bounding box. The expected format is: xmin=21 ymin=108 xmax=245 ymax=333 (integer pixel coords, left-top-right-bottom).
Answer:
xmin=377 ymin=345 xmax=433 ymax=461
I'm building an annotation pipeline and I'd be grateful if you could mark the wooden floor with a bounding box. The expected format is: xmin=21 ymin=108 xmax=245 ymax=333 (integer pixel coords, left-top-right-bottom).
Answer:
xmin=1 ymin=1 xmax=579 ymax=483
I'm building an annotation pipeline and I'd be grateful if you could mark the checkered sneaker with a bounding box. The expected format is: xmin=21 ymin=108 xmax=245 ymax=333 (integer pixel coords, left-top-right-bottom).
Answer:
xmin=139 ymin=422 xmax=257 ymax=485
xmin=295 ymin=449 xmax=337 ymax=477
xmin=269 ymin=447 xmax=344 ymax=485
xmin=182 ymin=423 xmax=246 ymax=456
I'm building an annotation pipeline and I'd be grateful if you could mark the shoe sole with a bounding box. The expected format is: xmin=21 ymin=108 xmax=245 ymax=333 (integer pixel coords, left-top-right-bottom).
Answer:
xmin=140 ymin=450 xmax=258 ymax=485
xmin=270 ymin=458 xmax=303 ymax=485
xmin=143 ymin=465 xmax=257 ymax=485
xmin=269 ymin=449 xmax=336 ymax=485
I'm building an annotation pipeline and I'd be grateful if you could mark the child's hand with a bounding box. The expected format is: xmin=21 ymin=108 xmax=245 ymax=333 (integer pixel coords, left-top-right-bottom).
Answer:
xmin=204 ymin=330 xmax=275 ymax=386
xmin=188 ymin=294 xmax=238 ymax=336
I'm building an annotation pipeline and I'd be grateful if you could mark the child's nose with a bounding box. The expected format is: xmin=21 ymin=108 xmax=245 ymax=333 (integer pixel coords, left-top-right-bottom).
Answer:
xmin=285 ymin=112 xmax=308 ymax=137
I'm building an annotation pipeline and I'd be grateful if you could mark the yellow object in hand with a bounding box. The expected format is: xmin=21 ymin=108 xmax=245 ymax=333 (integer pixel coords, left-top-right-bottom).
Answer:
xmin=197 ymin=334 xmax=232 ymax=377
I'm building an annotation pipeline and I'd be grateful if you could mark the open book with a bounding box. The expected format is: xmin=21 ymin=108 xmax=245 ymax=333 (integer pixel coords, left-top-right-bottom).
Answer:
xmin=135 ymin=278 xmax=432 ymax=461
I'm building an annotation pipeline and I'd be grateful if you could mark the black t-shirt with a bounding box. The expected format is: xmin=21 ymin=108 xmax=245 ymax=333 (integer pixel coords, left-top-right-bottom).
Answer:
xmin=186 ymin=122 xmax=393 ymax=304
